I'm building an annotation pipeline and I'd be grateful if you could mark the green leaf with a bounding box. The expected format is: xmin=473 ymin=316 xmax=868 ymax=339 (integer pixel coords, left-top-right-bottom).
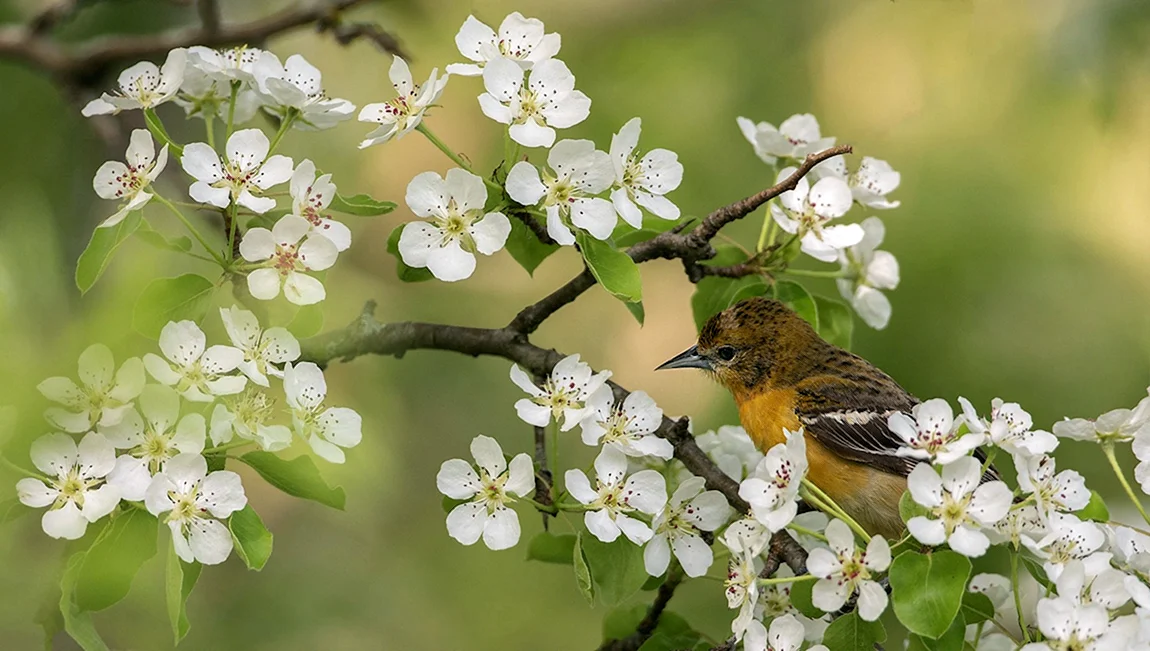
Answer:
xmin=165 ymin=543 xmax=201 ymax=645
xmin=1021 ymin=555 xmax=1054 ymax=592
xmin=788 ymin=577 xmax=823 ymax=618
xmin=505 ymin=214 xmax=559 ymax=275
xmin=580 ymin=534 xmax=649 ymax=607
xmin=961 ymin=591 xmax=995 ymax=626
xmin=60 ymin=552 xmax=110 ymax=651
xmin=287 ymin=304 xmax=324 ymax=339
xmin=385 ymin=224 xmax=434 ymax=282
xmin=775 ymin=280 xmax=819 ymax=330
xmin=238 ymin=451 xmax=346 ymax=510
xmin=890 ymin=550 xmax=972 ymax=639
xmin=132 ymin=274 xmax=218 ymax=339
xmin=813 ymin=295 xmax=854 ymax=349
xmin=144 ymin=107 xmax=183 ymax=157
xmin=229 ymin=504 xmax=274 ymax=571
xmin=1076 ymin=490 xmax=1110 ymax=522
xmin=899 ymin=491 xmax=932 ymax=524
xmin=690 ymin=276 xmax=768 ymax=330
xmin=526 ymin=532 xmax=576 ymax=565
xmin=602 ymin=606 xmax=705 ymax=651
xmin=75 ymin=211 xmax=144 ymax=294
xmin=0 ymin=497 xmax=32 ymax=525
xmin=908 ymin=615 xmax=966 ymax=651
xmin=573 ymin=532 xmax=595 ymax=605
xmin=625 ymin=301 xmax=645 ymax=325
xmin=137 ymin=218 xmax=192 ymax=253
xmin=330 ymin=192 xmax=396 ymax=216
xmin=577 ymin=232 xmax=642 ymax=303
xmin=75 ymin=508 xmax=159 ymax=611
xmin=822 ymin=611 xmax=886 ymax=651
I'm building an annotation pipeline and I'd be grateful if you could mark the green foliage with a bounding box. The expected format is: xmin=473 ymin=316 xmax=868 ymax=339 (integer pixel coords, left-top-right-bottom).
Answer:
xmin=788 ymin=577 xmax=823 ymax=618
xmin=229 ymin=505 xmax=274 ymax=571
xmin=601 ymin=605 xmax=707 ymax=651
xmin=775 ymin=280 xmax=818 ymax=329
xmin=165 ymin=543 xmax=201 ymax=645
xmin=890 ymin=550 xmax=972 ymax=639
xmin=0 ymin=496 xmax=32 ymax=524
xmin=577 ymin=232 xmax=643 ymax=303
xmin=238 ymin=451 xmax=346 ymax=510
xmin=822 ymin=611 xmax=886 ymax=651
xmin=526 ymin=532 xmax=576 ymax=565
xmin=961 ymin=591 xmax=995 ymax=626
xmin=132 ymin=273 xmax=218 ymax=338
xmin=573 ymin=532 xmax=594 ymax=605
xmin=60 ymin=552 xmax=110 ymax=651
xmin=385 ymin=224 xmax=434 ymax=282
xmin=1077 ymin=490 xmax=1110 ymax=522
xmin=908 ymin=616 xmax=966 ymax=651
xmin=899 ymin=491 xmax=932 ymax=523
xmin=76 ymin=211 xmax=144 ymax=294
xmin=579 ymin=534 xmax=650 ymax=607
xmin=813 ymin=295 xmax=853 ymax=349
xmin=75 ymin=508 xmax=159 ymax=612
xmin=287 ymin=304 xmax=325 ymax=339
xmin=1021 ymin=555 xmax=1054 ymax=592
xmin=329 ymin=192 xmax=396 ymax=216
xmin=504 ymin=214 xmax=559 ymax=275
xmin=144 ymin=108 xmax=183 ymax=157
xmin=136 ymin=219 xmax=192 ymax=253
xmin=691 ymin=276 xmax=768 ymax=330
xmin=625 ymin=301 xmax=645 ymax=325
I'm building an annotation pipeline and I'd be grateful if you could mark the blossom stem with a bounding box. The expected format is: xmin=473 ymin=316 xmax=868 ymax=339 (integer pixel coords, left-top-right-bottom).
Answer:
xmin=783 ymin=268 xmax=845 ymax=279
xmin=785 ymin=522 xmax=828 ymax=542
xmin=980 ymin=447 xmax=998 ymax=477
xmin=1010 ymin=552 xmax=1030 ymax=643
xmin=757 ymin=573 xmax=817 ymax=586
xmin=0 ymin=455 xmax=49 ymax=481
xmin=267 ymin=110 xmax=297 ymax=156
xmin=203 ymin=439 xmax=254 ymax=455
xmin=143 ymin=107 xmax=184 ymax=157
xmin=801 ymin=478 xmax=871 ymax=541
xmin=225 ymin=80 xmax=240 ymax=140
xmin=755 ymin=208 xmax=776 ymax=252
xmin=416 ymin=123 xmax=505 ymax=196
xmin=153 ymin=194 xmax=226 ymax=266
xmin=204 ymin=113 xmax=216 ymax=150
xmin=1101 ymin=442 xmax=1150 ymax=527
xmin=526 ymin=498 xmax=559 ymax=515
xmin=548 ymin=423 xmax=561 ymax=494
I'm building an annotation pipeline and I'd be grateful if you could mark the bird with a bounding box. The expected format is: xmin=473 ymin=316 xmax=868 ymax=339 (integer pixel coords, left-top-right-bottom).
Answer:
xmin=656 ymin=296 xmax=993 ymax=540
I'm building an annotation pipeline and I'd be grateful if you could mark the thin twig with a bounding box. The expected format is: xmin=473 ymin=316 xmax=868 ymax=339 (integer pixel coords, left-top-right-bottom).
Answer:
xmin=598 ymin=567 xmax=685 ymax=651
xmin=533 ymin=424 xmax=552 ymax=529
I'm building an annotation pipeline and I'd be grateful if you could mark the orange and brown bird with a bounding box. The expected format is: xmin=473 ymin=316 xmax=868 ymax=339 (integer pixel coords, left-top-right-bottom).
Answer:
xmin=657 ymin=296 xmax=990 ymax=539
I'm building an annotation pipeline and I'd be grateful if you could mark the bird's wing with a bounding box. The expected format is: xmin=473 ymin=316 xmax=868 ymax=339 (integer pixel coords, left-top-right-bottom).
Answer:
xmin=797 ymin=407 xmax=921 ymax=476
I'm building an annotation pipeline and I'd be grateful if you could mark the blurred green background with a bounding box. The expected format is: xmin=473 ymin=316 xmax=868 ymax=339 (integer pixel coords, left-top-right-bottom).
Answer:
xmin=1 ymin=0 xmax=1149 ymax=649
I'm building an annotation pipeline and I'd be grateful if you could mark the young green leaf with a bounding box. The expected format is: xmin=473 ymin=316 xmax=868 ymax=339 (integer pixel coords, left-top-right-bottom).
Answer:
xmin=75 ymin=211 xmax=144 ymax=294
xmin=573 ymin=532 xmax=595 ymax=605
xmin=821 ymin=610 xmax=886 ymax=651
xmin=136 ymin=218 xmax=192 ymax=253
xmin=625 ymin=301 xmax=645 ymax=325
xmin=238 ymin=452 xmax=347 ymax=509
xmin=580 ymin=534 xmax=649 ymax=607
xmin=287 ymin=303 xmax=325 ymax=339
xmin=602 ymin=605 xmax=704 ymax=651
xmin=1076 ymin=490 xmax=1110 ymax=522
xmin=908 ymin=615 xmax=966 ymax=651
xmin=330 ymin=192 xmax=396 ymax=216
xmin=59 ymin=552 xmax=111 ymax=651
xmin=787 ymin=576 xmax=823 ymax=619
xmin=1021 ymin=555 xmax=1055 ymax=592
xmin=899 ymin=491 xmax=932 ymax=523
xmin=577 ymin=232 xmax=642 ymax=303
xmin=813 ymin=295 xmax=854 ymax=349
xmin=229 ymin=504 xmax=274 ymax=571
xmin=504 ymin=214 xmax=559 ymax=275
xmin=526 ymin=532 xmax=577 ymax=565
xmin=890 ymin=550 xmax=972 ymax=639
xmin=75 ymin=508 xmax=159 ymax=611
xmin=961 ymin=591 xmax=995 ymax=626
xmin=132 ymin=273 xmax=218 ymax=339
xmin=165 ymin=543 xmax=202 ymax=645
xmin=775 ymin=280 xmax=819 ymax=330
xmin=385 ymin=224 xmax=434 ymax=282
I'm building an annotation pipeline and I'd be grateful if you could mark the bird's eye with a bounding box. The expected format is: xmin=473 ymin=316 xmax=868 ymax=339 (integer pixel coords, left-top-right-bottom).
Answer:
xmin=715 ymin=346 xmax=737 ymax=362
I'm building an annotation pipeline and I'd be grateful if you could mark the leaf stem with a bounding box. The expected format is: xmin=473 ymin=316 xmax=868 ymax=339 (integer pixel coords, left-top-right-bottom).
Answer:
xmin=227 ymin=201 xmax=239 ymax=262
xmin=783 ymin=268 xmax=845 ymax=279
xmin=786 ymin=522 xmax=828 ymax=542
xmin=416 ymin=123 xmax=504 ymax=195
xmin=757 ymin=573 xmax=817 ymax=586
xmin=801 ymin=478 xmax=871 ymax=541
xmin=755 ymin=208 xmax=776 ymax=252
xmin=267 ymin=110 xmax=297 ymax=156
xmin=1102 ymin=442 xmax=1150 ymax=527
xmin=153 ymin=194 xmax=226 ymax=266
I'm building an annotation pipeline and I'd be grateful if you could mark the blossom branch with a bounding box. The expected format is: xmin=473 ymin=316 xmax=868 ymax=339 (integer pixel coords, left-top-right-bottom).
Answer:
xmin=598 ymin=567 xmax=685 ymax=651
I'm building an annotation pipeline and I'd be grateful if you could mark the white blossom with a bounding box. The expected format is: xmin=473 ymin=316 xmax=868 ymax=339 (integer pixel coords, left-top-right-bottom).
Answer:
xmin=725 ymin=549 xmax=763 ymax=641
xmin=888 ymin=398 xmax=985 ymax=465
xmin=735 ymin=113 xmax=835 ymax=162
xmin=959 ymin=397 xmax=1059 ymax=461
xmin=144 ymin=320 xmax=246 ymax=402
xmin=145 ymin=453 xmax=246 ymax=565
xmin=1014 ymin=455 xmax=1090 ymax=524
xmin=290 ymin=159 xmax=351 ymax=251
xmin=101 ymin=384 xmax=206 ymax=500
xmin=1021 ymin=595 xmax=1134 ymax=651
xmin=16 ymin=432 xmax=120 ymax=539
xmin=210 ymin=389 xmax=291 ymax=452
xmin=644 ymin=477 xmax=732 ymax=577
xmin=848 ymin=157 xmax=901 ymax=209
xmin=180 ymin=128 xmax=293 ymax=213
xmin=82 ymin=49 xmax=187 ymax=116
xmin=722 ymin=517 xmax=771 ymax=557
xmin=436 ymin=435 xmax=534 ymax=550
xmin=283 ymin=362 xmax=362 ymax=464
xmin=1053 ymin=393 xmax=1150 ymax=445
xmin=580 ymin=387 xmax=671 ymax=459
xmin=186 ymin=45 xmax=279 ymax=84
xmin=987 ymin=503 xmax=1047 ymax=551
xmin=1023 ymin=514 xmax=1107 ymax=582
xmin=38 ymin=343 xmax=144 ymax=433
xmin=92 ymin=129 xmax=168 ymax=227
xmin=906 ymin=457 xmax=1012 ymax=557
xmin=358 ymin=57 xmax=448 ymax=148
xmin=256 ymin=54 xmax=355 ymax=130
xmin=219 ymin=305 xmax=300 ymax=387
xmin=807 ymin=518 xmax=891 ymax=621
xmin=1110 ymin=525 xmax=1150 ymax=574
xmin=505 ymin=139 xmax=615 ymax=245
xmin=769 ymin=166 xmax=862 ymax=262
xmin=609 ymin=117 xmax=683 ymax=227
xmin=757 ymin=565 xmax=832 ymax=643
xmin=565 ymin=445 xmax=667 ymax=544
xmin=835 ymin=217 xmax=899 ymax=329
xmin=400 ymin=169 xmax=511 ymax=282
xmin=744 ymin=613 xmax=829 ymax=651
xmin=1056 ymin=556 xmax=1131 ymax=612
xmin=739 ymin=428 xmax=807 ymax=532
xmin=509 ymin=355 xmax=611 ymax=431
xmin=479 ymin=58 xmax=590 ymax=148
xmin=446 ymin=13 xmax=561 ymax=76
xmin=239 ymin=215 xmax=338 ymax=305
xmin=697 ymin=425 xmax=763 ymax=481
xmin=174 ymin=62 xmax=260 ymax=123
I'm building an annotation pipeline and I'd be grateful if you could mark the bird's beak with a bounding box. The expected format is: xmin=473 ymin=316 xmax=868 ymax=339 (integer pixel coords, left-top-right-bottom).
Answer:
xmin=656 ymin=345 xmax=712 ymax=371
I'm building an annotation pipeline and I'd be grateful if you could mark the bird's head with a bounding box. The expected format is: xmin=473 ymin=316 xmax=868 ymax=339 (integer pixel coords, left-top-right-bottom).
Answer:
xmin=657 ymin=296 xmax=823 ymax=395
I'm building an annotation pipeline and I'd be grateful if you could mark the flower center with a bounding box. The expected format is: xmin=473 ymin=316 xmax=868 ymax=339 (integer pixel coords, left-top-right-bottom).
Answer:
xmin=498 ymin=39 xmax=529 ymax=60
xmin=271 ymin=242 xmax=305 ymax=276
xmin=840 ymin=556 xmax=870 ymax=583
xmin=940 ymin=493 xmax=972 ymax=532
xmin=54 ymin=468 xmax=96 ymax=507
xmin=515 ymin=88 xmax=545 ymax=124
xmin=475 ymin=472 xmax=512 ymax=515
xmin=621 ymin=157 xmax=644 ymax=191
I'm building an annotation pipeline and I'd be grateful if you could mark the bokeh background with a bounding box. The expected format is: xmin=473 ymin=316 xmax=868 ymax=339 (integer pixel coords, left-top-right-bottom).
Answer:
xmin=1 ymin=0 xmax=1149 ymax=649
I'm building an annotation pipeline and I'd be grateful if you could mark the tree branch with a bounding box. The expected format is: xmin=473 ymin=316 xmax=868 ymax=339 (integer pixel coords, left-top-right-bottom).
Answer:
xmin=598 ymin=567 xmax=684 ymax=651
